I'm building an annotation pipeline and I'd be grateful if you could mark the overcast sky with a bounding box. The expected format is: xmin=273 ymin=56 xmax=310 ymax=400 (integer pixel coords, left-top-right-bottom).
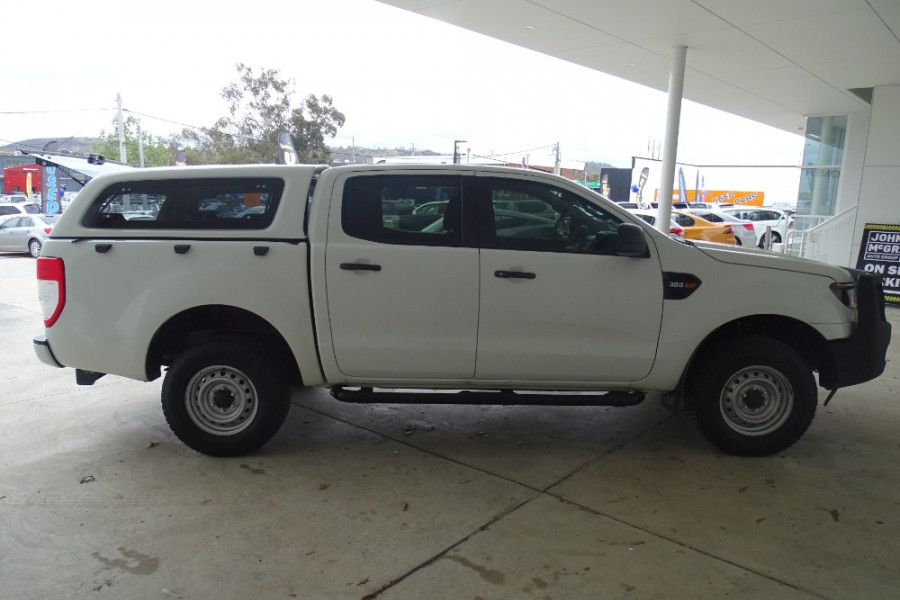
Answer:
xmin=1 ymin=0 xmax=804 ymax=168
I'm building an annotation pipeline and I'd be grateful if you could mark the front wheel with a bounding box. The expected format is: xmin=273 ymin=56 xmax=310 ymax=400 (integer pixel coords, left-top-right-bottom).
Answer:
xmin=687 ymin=337 xmax=817 ymax=456
xmin=161 ymin=338 xmax=291 ymax=456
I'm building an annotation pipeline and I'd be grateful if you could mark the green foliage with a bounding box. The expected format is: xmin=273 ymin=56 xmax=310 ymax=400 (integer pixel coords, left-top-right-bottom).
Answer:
xmin=173 ymin=63 xmax=346 ymax=165
xmin=93 ymin=116 xmax=176 ymax=167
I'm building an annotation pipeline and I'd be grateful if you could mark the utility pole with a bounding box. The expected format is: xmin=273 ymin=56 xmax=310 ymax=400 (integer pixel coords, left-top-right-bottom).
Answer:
xmin=453 ymin=139 xmax=467 ymax=164
xmin=117 ymin=93 xmax=127 ymax=164
xmin=136 ymin=119 xmax=145 ymax=168
xmin=554 ymin=142 xmax=561 ymax=175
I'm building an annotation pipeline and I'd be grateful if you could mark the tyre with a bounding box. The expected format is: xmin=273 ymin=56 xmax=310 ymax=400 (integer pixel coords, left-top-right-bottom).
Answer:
xmin=758 ymin=231 xmax=782 ymax=248
xmin=687 ymin=337 xmax=817 ymax=456
xmin=161 ymin=338 xmax=291 ymax=456
xmin=28 ymin=239 xmax=42 ymax=258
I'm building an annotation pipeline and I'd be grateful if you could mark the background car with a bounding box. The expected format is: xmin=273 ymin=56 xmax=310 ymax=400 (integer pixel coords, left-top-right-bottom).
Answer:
xmin=768 ymin=202 xmax=796 ymax=215
xmin=671 ymin=210 xmax=736 ymax=244
xmin=0 ymin=202 xmax=42 ymax=218
xmin=0 ymin=213 xmax=60 ymax=257
xmin=630 ymin=209 xmax=736 ymax=244
xmin=722 ymin=207 xmax=794 ymax=248
xmin=397 ymin=200 xmax=448 ymax=230
xmin=682 ymin=207 xmax=757 ymax=246
xmin=629 ymin=209 xmax=687 ymax=241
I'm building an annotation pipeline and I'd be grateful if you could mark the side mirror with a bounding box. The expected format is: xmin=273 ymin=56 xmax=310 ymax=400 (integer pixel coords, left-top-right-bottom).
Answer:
xmin=616 ymin=222 xmax=649 ymax=257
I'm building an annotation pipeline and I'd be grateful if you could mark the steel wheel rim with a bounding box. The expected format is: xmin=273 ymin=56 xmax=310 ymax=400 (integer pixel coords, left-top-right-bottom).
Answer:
xmin=185 ymin=365 xmax=258 ymax=436
xmin=720 ymin=365 xmax=793 ymax=436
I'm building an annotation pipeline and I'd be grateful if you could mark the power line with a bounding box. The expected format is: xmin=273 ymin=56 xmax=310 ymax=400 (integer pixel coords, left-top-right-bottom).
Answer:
xmin=481 ymin=143 xmax=557 ymax=159
xmin=122 ymin=109 xmax=207 ymax=133
xmin=0 ymin=107 xmax=114 ymax=115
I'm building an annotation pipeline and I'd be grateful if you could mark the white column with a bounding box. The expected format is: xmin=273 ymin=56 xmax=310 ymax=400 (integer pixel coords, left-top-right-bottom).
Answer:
xmin=657 ymin=46 xmax=687 ymax=233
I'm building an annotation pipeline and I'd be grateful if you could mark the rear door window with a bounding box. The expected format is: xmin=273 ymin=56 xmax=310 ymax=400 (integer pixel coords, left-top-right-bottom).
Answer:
xmin=341 ymin=175 xmax=466 ymax=247
xmin=82 ymin=178 xmax=285 ymax=229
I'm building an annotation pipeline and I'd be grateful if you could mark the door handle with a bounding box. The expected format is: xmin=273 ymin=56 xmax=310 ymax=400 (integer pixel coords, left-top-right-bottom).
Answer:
xmin=340 ymin=262 xmax=382 ymax=272
xmin=494 ymin=270 xmax=536 ymax=280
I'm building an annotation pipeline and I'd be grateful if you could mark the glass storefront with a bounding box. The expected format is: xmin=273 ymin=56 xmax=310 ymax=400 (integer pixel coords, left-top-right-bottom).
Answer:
xmin=796 ymin=115 xmax=846 ymax=227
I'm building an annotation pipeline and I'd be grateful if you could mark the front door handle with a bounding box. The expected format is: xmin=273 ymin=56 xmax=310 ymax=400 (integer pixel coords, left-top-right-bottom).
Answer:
xmin=494 ymin=270 xmax=536 ymax=280
xmin=340 ymin=262 xmax=382 ymax=272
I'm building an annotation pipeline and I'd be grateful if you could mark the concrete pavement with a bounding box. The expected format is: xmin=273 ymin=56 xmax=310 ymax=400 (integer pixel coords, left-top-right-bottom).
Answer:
xmin=1 ymin=252 xmax=898 ymax=599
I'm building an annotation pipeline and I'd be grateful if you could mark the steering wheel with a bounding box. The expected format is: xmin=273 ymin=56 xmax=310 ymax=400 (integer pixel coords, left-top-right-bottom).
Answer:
xmin=568 ymin=224 xmax=589 ymax=250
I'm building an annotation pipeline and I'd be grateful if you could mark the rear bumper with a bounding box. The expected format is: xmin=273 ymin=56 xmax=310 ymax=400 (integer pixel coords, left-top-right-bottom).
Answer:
xmin=33 ymin=334 xmax=64 ymax=368
xmin=820 ymin=274 xmax=892 ymax=389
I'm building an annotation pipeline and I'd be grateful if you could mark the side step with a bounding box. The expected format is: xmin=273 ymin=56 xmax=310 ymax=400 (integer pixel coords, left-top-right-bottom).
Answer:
xmin=330 ymin=387 xmax=645 ymax=407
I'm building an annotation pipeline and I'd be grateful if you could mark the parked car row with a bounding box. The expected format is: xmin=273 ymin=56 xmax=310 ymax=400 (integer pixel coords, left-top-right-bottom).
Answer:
xmin=623 ymin=203 xmax=796 ymax=249
xmin=682 ymin=207 xmax=757 ymax=246
xmin=629 ymin=209 xmax=737 ymax=245
xmin=0 ymin=193 xmax=31 ymax=203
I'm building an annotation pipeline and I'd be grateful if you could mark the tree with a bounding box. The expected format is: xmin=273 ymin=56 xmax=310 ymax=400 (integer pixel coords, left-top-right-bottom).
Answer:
xmin=93 ymin=116 xmax=177 ymax=167
xmin=175 ymin=63 xmax=345 ymax=165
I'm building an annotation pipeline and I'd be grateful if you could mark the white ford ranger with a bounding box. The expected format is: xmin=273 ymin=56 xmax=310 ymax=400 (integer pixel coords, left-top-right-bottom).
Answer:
xmin=32 ymin=164 xmax=891 ymax=457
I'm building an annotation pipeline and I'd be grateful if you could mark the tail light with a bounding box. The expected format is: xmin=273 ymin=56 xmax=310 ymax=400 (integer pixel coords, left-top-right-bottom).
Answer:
xmin=43 ymin=227 xmax=53 ymax=234
xmin=36 ymin=257 xmax=66 ymax=327
xmin=741 ymin=224 xmax=755 ymax=232
xmin=723 ymin=225 xmax=733 ymax=234
xmin=669 ymin=225 xmax=684 ymax=235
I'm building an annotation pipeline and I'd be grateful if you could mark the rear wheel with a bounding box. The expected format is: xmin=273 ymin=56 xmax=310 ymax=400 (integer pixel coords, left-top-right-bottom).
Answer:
xmin=688 ymin=337 xmax=817 ymax=456
xmin=161 ymin=338 xmax=290 ymax=456
xmin=758 ymin=231 xmax=782 ymax=248
xmin=28 ymin=239 xmax=42 ymax=258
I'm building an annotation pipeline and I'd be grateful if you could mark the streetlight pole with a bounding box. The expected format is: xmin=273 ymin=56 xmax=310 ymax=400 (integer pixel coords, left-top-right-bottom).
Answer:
xmin=453 ymin=139 xmax=467 ymax=164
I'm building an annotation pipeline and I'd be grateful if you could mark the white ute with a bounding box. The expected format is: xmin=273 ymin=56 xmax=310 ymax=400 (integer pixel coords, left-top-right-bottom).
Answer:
xmin=33 ymin=164 xmax=892 ymax=457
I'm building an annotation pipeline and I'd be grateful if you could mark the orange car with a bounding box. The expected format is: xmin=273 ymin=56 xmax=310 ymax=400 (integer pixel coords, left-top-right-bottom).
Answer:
xmin=672 ymin=210 xmax=736 ymax=244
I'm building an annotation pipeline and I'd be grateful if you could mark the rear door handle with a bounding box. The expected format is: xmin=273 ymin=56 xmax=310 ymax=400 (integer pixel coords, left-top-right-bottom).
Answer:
xmin=340 ymin=262 xmax=382 ymax=272
xmin=494 ymin=270 xmax=536 ymax=279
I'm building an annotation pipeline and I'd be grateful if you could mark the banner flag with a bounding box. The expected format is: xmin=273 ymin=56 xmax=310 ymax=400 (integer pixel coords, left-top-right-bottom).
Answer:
xmin=277 ymin=131 xmax=299 ymax=165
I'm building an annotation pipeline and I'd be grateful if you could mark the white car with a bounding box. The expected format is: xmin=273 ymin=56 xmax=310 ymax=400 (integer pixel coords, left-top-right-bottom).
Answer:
xmin=0 ymin=202 xmax=42 ymax=218
xmin=682 ymin=207 xmax=757 ymax=247
xmin=722 ymin=207 xmax=794 ymax=248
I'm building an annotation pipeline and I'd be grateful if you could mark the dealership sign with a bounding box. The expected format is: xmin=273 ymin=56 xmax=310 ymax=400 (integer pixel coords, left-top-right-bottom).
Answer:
xmin=855 ymin=223 xmax=900 ymax=305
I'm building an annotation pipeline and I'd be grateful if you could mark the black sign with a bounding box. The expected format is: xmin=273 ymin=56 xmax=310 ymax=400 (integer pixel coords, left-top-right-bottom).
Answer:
xmin=855 ymin=223 xmax=900 ymax=305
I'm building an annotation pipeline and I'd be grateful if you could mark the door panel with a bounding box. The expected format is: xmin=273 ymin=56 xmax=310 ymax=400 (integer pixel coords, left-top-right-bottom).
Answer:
xmin=474 ymin=176 xmax=663 ymax=383
xmin=0 ymin=218 xmax=25 ymax=251
xmin=325 ymin=172 xmax=479 ymax=379
xmin=477 ymin=249 xmax=662 ymax=382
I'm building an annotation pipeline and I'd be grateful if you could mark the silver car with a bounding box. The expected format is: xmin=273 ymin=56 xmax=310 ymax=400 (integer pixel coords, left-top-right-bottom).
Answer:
xmin=682 ymin=207 xmax=757 ymax=247
xmin=0 ymin=214 xmax=60 ymax=258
